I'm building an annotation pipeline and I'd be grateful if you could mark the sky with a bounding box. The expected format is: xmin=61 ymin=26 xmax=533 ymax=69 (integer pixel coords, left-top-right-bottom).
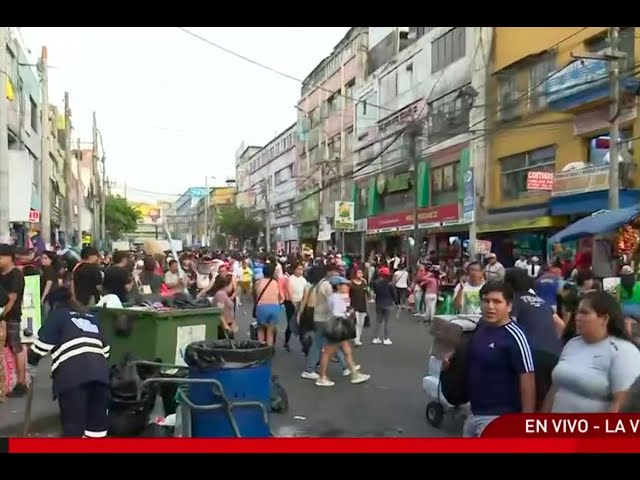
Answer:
xmin=18 ymin=27 xmax=350 ymax=203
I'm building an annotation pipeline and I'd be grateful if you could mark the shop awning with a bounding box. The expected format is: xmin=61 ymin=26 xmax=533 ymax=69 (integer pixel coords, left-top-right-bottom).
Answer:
xmin=476 ymin=209 xmax=566 ymax=234
xmin=548 ymin=205 xmax=640 ymax=244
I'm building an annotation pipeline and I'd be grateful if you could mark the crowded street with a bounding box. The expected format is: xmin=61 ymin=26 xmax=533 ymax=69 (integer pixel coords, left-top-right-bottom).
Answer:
xmin=0 ymin=297 xmax=457 ymax=438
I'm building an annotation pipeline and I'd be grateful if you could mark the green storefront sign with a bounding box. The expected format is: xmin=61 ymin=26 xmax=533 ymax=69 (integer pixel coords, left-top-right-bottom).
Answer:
xmin=295 ymin=192 xmax=320 ymax=224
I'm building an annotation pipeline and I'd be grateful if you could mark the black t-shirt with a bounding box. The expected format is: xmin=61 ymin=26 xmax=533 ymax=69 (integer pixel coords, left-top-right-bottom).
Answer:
xmin=73 ymin=263 xmax=103 ymax=305
xmin=103 ymin=265 xmax=131 ymax=303
xmin=41 ymin=265 xmax=59 ymax=296
xmin=0 ymin=268 xmax=25 ymax=324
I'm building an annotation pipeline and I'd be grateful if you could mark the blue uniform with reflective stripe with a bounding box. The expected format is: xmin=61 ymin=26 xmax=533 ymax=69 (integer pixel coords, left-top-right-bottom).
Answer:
xmin=28 ymin=307 xmax=110 ymax=397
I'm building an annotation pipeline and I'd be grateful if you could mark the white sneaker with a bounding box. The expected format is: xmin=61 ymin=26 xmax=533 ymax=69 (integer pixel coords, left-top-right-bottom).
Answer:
xmin=372 ymin=338 xmax=382 ymax=344
xmin=383 ymin=338 xmax=393 ymax=345
xmin=315 ymin=377 xmax=335 ymax=387
xmin=351 ymin=372 xmax=371 ymax=384
xmin=301 ymin=371 xmax=320 ymax=380
xmin=343 ymin=365 xmax=361 ymax=377
xmin=354 ymin=339 xmax=362 ymax=347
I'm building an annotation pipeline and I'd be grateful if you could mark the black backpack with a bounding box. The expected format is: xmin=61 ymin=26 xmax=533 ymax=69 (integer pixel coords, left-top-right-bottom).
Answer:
xmin=439 ymin=329 xmax=476 ymax=407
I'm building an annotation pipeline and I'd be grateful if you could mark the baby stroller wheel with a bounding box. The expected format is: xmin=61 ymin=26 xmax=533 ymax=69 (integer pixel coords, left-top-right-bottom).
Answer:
xmin=425 ymin=402 xmax=444 ymax=428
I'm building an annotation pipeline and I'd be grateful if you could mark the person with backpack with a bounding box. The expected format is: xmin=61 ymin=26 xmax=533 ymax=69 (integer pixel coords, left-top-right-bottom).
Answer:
xmin=443 ymin=281 xmax=536 ymax=437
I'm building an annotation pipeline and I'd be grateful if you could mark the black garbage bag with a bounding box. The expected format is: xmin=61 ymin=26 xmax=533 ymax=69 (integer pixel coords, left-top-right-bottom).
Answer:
xmin=163 ymin=293 xmax=210 ymax=310
xmin=108 ymin=355 xmax=158 ymax=437
xmin=270 ymin=375 xmax=289 ymax=414
xmin=184 ymin=339 xmax=275 ymax=370
xmin=324 ymin=316 xmax=356 ymax=343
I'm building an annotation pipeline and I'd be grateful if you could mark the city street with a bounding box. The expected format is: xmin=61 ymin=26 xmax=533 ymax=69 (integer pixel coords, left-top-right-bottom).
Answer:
xmin=0 ymin=302 xmax=459 ymax=438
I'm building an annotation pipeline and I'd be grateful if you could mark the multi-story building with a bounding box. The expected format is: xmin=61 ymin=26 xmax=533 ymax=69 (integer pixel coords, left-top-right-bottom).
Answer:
xmin=246 ymin=124 xmax=299 ymax=253
xmin=352 ymin=27 xmax=478 ymax=256
xmin=195 ymin=183 xmax=236 ymax=248
xmin=45 ymin=105 xmax=68 ymax=246
xmin=295 ymin=27 xmax=368 ymax=249
xmin=3 ymin=28 xmax=43 ymax=247
xmin=482 ymin=27 xmax=640 ymax=265
xmin=168 ymin=187 xmax=208 ymax=246
xmin=235 ymin=143 xmax=262 ymax=210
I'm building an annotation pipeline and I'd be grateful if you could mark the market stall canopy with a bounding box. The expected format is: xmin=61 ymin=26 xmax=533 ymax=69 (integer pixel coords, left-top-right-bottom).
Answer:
xmin=549 ymin=205 xmax=640 ymax=244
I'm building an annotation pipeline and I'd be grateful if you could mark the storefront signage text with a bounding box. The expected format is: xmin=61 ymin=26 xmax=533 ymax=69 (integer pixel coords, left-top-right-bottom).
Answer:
xmin=367 ymin=203 xmax=459 ymax=233
xmin=545 ymin=59 xmax=608 ymax=105
xmin=527 ymin=171 xmax=554 ymax=191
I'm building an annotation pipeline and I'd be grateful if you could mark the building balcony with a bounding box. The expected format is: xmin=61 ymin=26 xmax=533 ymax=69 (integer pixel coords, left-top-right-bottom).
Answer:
xmin=545 ymin=59 xmax=639 ymax=113
xmin=551 ymin=162 xmax=636 ymax=198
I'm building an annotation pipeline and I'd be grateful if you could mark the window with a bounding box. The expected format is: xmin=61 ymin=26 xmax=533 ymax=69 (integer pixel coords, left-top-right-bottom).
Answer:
xmin=29 ymin=96 xmax=38 ymax=133
xmin=345 ymin=80 xmax=355 ymax=107
xmin=381 ymin=70 xmax=398 ymax=104
xmin=309 ymin=108 xmax=320 ymax=128
xmin=276 ymin=201 xmax=293 ymax=217
xmin=588 ymin=129 xmax=633 ymax=164
xmin=275 ymin=165 xmax=293 ymax=185
xmin=431 ymin=163 xmax=459 ymax=194
xmin=529 ymin=53 xmax=556 ymax=110
xmin=501 ymin=145 xmax=556 ymax=200
xmin=398 ymin=62 xmax=413 ymax=94
xmin=431 ymin=27 xmax=466 ymax=73
xmin=415 ymin=27 xmax=435 ymax=39
xmin=586 ymin=28 xmax=635 ymax=71
xmin=327 ymin=93 xmax=339 ymax=116
xmin=498 ymin=71 xmax=520 ymax=121
xmin=427 ymin=86 xmax=471 ymax=140
xmin=328 ymin=135 xmax=341 ymax=159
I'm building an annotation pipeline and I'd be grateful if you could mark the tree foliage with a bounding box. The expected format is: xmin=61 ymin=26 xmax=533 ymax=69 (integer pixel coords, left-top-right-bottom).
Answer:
xmin=105 ymin=195 xmax=141 ymax=240
xmin=217 ymin=205 xmax=264 ymax=243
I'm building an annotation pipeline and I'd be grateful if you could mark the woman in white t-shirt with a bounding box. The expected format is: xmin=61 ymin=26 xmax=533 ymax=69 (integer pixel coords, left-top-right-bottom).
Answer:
xmin=284 ymin=264 xmax=308 ymax=352
xmin=392 ymin=264 xmax=410 ymax=308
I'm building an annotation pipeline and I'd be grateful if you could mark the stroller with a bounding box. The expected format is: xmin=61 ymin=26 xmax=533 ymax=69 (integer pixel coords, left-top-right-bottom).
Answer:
xmin=422 ymin=314 xmax=480 ymax=428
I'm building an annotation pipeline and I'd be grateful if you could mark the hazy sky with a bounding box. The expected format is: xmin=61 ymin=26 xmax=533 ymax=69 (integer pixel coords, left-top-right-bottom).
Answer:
xmin=18 ymin=27 xmax=349 ymax=202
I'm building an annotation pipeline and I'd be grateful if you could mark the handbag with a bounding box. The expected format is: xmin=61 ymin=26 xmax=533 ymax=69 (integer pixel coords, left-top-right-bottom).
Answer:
xmin=252 ymin=278 xmax=275 ymax=319
xmin=325 ymin=315 xmax=357 ymax=343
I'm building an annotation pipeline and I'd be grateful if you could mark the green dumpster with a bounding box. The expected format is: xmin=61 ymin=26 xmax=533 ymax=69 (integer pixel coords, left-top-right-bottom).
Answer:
xmin=93 ymin=307 xmax=222 ymax=366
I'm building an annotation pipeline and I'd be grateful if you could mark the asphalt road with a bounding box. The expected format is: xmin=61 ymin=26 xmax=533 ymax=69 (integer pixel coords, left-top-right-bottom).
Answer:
xmin=5 ymin=301 xmax=460 ymax=438
xmin=233 ymin=301 xmax=459 ymax=438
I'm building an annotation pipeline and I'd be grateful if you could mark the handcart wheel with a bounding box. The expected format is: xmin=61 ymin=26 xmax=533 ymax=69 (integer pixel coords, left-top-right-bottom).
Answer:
xmin=425 ymin=402 xmax=444 ymax=428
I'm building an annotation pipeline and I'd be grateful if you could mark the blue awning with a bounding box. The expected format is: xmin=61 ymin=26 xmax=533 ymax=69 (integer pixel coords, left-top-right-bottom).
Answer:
xmin=549 ymin=205 xmax=640 ymax=244
xmin=550 ymin=190 xmax=640 ymax=216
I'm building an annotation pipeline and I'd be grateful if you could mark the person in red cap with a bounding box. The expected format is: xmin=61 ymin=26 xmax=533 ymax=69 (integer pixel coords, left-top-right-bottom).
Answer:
xmin=371 ymin=266 xmax=398 ymax=345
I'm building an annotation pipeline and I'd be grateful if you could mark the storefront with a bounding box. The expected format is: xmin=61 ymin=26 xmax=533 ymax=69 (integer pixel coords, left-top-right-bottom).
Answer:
xmin=477 ymin=208 xmax=568 ymax=266
xmin=295 ymin=192 xmax=320 ymax=251
xmin=344 ymin=218 xmax=367 ymax=258
xmin=367 ymin=203 xmax=461 ymax=253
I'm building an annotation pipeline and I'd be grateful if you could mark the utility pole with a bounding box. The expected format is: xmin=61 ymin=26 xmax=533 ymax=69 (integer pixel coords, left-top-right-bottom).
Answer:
xmin=63 ymin=92 xmax=73 ymax=242
xmin=572 ymin=27 xmax=625 ymax=210
xmin=264 ymin=178 xmax=271 ymax=252
xmin=92 ymin=111 xmax=99 ymax=246
xmin=608 ymin=26 xmax=621 ymax=210
xmin=39 ymin=46 xmax=51 ymax=246
xmin=76 ymin=138 xmax=82 ymax=245
xmin=0 ymin=27 xmax=10 ymax=242
xmin=101 ymin=152 xmax=106 ymax=249
xmin=407 ymin=120 xmax=423 ymax=274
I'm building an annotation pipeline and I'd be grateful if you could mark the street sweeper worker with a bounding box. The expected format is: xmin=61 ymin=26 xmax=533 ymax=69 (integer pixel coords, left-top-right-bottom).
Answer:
xmin=27 ymin=286 xmax=110 ymax=437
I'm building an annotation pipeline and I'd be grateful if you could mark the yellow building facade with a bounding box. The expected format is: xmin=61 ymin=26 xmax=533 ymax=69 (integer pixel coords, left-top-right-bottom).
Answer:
xmin=480 ymin=27 xmax=640 ymax=262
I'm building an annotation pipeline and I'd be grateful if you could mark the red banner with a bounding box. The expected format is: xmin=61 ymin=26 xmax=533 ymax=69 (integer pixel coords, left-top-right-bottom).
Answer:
xmin=8 ymin=436 xmax=640 ymax=454
xmin=367 ymin=204 xmax=459 ymax=231
xmin=483 ymin=413 xmax=640 ymax=438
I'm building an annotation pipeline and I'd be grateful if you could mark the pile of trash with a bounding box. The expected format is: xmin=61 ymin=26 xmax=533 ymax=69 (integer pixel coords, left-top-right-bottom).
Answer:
xmin=107 ymin=355 xmax=187 ymax=437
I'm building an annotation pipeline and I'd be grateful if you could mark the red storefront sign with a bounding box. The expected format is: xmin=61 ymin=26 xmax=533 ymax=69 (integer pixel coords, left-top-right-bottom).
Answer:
xmin=28 ymin=209 xmax=40 ymax=223
xmin=526 ymin=171 xmax=554 ymax=191
xmin=367 ymin=204 xmax=459 ymax=232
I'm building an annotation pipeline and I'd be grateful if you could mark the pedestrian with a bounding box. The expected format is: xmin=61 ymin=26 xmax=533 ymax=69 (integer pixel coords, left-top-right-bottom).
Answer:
xmin=349 ymin=268 xmax=369 ymax=346
xmin=0 ymin=244 xmax=27 ymax=397
xmin=71 ymin=246 xmax=103 ymax=306
xmin=371 ymin=266 xmax=397 ymax=345
xmin=253 ymin=263 xmax=282 ymax=346
xmin=28 ymin=286 xmax=110 ymax=437
xmin=283 ymin=263 xmax=307 ymax=352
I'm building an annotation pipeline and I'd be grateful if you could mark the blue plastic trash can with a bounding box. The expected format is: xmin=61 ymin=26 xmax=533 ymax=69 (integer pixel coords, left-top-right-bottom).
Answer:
xmin=183 ymin=339 xmax=275 ymax=438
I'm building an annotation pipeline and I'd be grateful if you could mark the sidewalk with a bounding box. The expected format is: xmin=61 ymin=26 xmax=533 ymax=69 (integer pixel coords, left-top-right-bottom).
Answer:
xmin=0 ymin=357 xmax=59 ymax=436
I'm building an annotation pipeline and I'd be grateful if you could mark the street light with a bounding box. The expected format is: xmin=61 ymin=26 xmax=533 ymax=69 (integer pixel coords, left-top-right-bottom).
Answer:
xmin=204 ymin=176 xmax=216 ymax=247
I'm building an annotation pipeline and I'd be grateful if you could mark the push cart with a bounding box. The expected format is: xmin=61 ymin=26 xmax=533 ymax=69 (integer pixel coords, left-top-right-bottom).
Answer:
xmin=422 ymin=314 xmax=480 ymax=428
xmin=130 ymin=360 xmax=271 ymax=438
